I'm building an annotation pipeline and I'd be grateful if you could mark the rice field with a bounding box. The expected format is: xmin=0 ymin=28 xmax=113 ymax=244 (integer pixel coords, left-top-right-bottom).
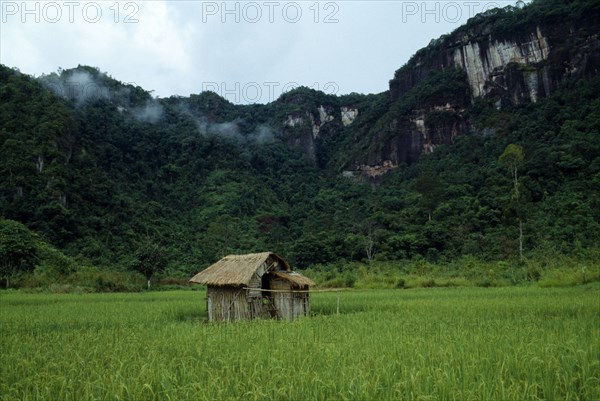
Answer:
xmin=1 ymin=285 xmax=599 ymax=401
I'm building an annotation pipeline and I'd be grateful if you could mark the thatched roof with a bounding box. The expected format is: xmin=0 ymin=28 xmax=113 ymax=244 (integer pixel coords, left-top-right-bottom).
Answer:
xmin=189 ymin=252 xmax=315 ymax=287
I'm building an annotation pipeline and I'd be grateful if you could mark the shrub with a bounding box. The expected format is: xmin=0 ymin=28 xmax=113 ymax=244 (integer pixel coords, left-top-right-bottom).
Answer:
xmin=67 ymin=269 xmax=144 ymax=292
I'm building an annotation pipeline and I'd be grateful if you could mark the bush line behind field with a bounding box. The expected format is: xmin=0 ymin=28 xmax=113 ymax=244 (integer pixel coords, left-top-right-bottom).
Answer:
xmin=5 ymin=250 xmax=599 ymax=293
xmin=305 ymin=253 xmax=600 ymax=289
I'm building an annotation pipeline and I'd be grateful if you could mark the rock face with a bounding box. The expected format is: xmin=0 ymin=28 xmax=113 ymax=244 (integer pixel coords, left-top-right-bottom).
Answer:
xmin=452 ymin=27 xmax=550 ymax=100
xmin=357 ymin=6 xmax=600 ymax=173
xmin=390 ymin=17 xmax=599 ymax=106
xmin=274 ymin=4 xmax=599 ymax=174
xmin=341 ymin=107 xmax=358 ymax=126
xmin=282 ymin=104 xmax=346 ymax=166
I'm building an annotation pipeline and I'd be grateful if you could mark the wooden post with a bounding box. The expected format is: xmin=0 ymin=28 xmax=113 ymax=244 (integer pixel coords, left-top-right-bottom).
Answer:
xmin=336 ymin=290 xmax=340 ymax=315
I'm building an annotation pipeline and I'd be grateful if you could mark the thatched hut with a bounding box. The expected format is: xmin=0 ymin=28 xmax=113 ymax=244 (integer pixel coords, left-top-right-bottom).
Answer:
xmin=189 ymin=252 xmax=315 ymax=322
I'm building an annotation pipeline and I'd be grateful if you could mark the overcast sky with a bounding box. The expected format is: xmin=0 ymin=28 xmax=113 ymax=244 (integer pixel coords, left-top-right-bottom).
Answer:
xmin=1 ymin=0 xmax=521 ymax=103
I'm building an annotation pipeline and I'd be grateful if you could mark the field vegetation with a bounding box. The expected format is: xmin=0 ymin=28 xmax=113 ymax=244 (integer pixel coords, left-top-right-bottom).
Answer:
xmin=1 ymin=286 xmax=598 ymax=400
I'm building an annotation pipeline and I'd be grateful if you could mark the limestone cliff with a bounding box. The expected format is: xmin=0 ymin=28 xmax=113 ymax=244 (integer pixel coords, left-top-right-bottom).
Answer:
xmin=344 ymin=2 xmax=600 ymax=175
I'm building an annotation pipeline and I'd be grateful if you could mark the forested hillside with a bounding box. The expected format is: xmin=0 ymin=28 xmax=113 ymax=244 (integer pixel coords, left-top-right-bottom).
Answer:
xmin=1 ymin=0 xmax=599 ymax=289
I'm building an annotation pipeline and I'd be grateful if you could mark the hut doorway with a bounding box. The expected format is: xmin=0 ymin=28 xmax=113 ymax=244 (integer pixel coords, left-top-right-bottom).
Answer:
xmin=259 ymin=273 xmax=274 ymax=317
xmin=261 ymin=273 xmax=270 ymax=291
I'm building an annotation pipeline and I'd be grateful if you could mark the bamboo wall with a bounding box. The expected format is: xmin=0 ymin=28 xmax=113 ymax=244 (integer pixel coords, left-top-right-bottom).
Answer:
xmin=205 ymin=274 xmax=310 ymax=321
xmin=206 ymin=287 xmax=251 ymax=321
xmin=271 ymin=279 xmax=310 ymax=320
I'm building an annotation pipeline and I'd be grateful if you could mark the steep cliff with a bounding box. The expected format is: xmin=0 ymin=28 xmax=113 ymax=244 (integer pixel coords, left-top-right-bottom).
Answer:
xmin=391 ymin=8 xmax=600 ymax=105
xmin=342 ymin=0 xmax=600 ymax=175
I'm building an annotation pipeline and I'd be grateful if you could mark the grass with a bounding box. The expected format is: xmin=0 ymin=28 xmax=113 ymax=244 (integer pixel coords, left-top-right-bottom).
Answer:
xmin=1 ymin=285 xmax=599 ymax=400
xmin=304 ymin=257 xmax=600 ymax=289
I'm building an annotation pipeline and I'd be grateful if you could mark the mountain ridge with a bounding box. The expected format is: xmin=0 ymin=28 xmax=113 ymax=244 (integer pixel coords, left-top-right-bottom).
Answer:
xmin=1 ymin=0 xmax=599 ymax=280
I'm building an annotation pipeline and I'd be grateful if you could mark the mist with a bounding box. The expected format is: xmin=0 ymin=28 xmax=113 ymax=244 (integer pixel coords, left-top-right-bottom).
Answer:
xmin=132 ymin=101 xmax=164 ymax=124
xmin=41 ymin=70 xmax=110 ymax=105
xmin=40 ymin=71 xmax=277 ymax=137
xmin=251 ymin=125 xmax=275 ymax=144
xmin=174 ymin=101 xmax=275 ymax=144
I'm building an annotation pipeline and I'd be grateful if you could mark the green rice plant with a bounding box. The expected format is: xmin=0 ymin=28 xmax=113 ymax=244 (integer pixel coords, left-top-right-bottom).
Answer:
xmin=1 ymin=286 xmax=598 ymax=400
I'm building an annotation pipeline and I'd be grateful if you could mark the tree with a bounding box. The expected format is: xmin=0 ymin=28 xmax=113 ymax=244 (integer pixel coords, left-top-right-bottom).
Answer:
xmin=499 ymin=144 xmax=524 ymax=197
xmin=414 ymin=171 xmax=444 ymax=222
xmin=0 ymin=219 xmax=38 ymax=287
xmin=131 ymin=241 xmax=167 ymax=289
xmin=498 ymin=144 xmax=525 ymax=260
